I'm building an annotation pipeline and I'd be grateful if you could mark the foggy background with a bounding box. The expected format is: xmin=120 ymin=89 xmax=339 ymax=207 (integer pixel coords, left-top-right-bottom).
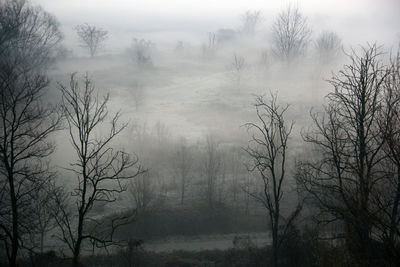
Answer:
xmin=2 ymin=0 xmax=400 ymax=266
xmin=32 ymin=0 xmax=400 ymax=53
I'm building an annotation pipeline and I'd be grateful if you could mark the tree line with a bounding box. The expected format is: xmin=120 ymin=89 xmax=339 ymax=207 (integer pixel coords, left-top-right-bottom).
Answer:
xmin=1 ymin=0 xmax=400 ymax=267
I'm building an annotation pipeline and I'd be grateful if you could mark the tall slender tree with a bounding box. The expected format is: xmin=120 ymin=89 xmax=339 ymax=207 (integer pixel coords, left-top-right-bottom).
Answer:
xmin=56 ymin=73 xmax=142 ymax=267
xmin=244 ymin=94 xmax=300 ymax=267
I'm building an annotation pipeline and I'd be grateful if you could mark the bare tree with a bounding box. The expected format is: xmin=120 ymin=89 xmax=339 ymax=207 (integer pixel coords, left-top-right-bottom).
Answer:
xmin=128 ymin=38 xmax=153 ymax=66
xmin=173 ymin=138 xmax=192 ymax=205
xmin=315 ymin=31 xmax=342 ymax=62
xmin=30 ymin=180 xmax=60 ymax=254
xmin=384 ymin=51 xmax=400 ymax=242
xmin=240 ymin=10 xmax=262 ymax=36
xmin=57 ymin=73 xmax=142 ymax=267
xmin=75 ymin=23 xmax=108 ymax=58
xmin=227 ymin=53 xmax=246 ymax=91
xmin=271 ymin=5 xmax=312 ymax=61
xmin=242 ymin=174 xmax=254 ymax=215
xmin=202 ymin=32 xmax=217 ymax=57
xmin=129 ymin=171 xmax=155 ymax=213
xmin=131 ymin=82 xmax=145 ymax=110
xmin=259 ymin=49 xmax=270 ymax=69
xmin=297 ymin=44 xmax=391 ymax=264
xmin=208 ymin=32 xmax=216 ymax=50
xmin=0 ymin=1 xmax=62 ymax=266
xmin=244 ymin=94 xmax=299 ymax=267
xmin=203 ymin=135 xmax=222 ymax=209
xmin=226 ymin=147 xmax=243 ymax=210
xmin=372 ymin=49 xmax=400 ymax=263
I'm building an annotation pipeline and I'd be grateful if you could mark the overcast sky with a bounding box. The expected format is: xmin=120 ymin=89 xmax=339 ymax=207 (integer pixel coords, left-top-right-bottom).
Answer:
xmin=31 ymin=0 xmax=400 ymax=49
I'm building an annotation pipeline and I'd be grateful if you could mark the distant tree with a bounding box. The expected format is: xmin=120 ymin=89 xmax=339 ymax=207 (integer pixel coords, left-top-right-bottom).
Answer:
xmin=227 ymin=53 xmax=246 ymax=90
xmin=131 ymin=82 xmax=145 ymax=110
xmin=129 ymin=38 xmax=153 ymax=66
xmin=315 ymin=31 xmax=342 ymax=62
xmin=56 ymin=73 xmax=142 ymax=267
xmin=203 ymin=135 xmax=222 ymax=209
xmin=30 ymin=181 xmax=60 ymax=254
xmin=154 ymin=121 xmax=170 ymax=141
xmin=244 ymin=94 xmax=301 ymax=267
xmin=216 ymin=29 xmax=237 ymax=44
xmin=226 ymin=147 xmax=245 ymax=211
xmin=75 ymin=23 xmax=108 ymax=58
xmin=202 ymin=32 xmax=217 ymax=57
xmin=207 ymin=32 xmax=216 ymax=49
xmin=240 ymin=10 xmax=262 ymax=36
xmin=129 ymin=171 xmax=155 ymax=212
xmin=173 ymin=138 xmax=193 ymax=205
xmin=242 ymin=174 xmax=254 ymax=215
xmin=0 ymin=1 xmax=62 ymax=266
xmin=271 ymin=5 xmax=312 ymax=61
xmin=259 ymin=49 xmax=270 ymax=69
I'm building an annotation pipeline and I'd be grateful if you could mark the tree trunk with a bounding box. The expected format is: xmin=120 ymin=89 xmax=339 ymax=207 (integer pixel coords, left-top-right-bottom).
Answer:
xmin=72 ymin=214 xmax=84 ymax=267
xmin=389 ymin=166 xmax=400 ymax=241
xmin=9 ymin=171 xmax=19 ymax=267
xmin=72 ymin=239 xmax=82 ymax=267
xmin=272 ymin=228 xmax=278 ymax=267
xmin=272 ymin=208 xmax=280 ymax=267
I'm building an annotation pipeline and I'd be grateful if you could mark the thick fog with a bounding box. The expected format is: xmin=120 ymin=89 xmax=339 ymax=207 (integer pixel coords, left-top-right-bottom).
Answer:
xmin=33 ymin=0 xmax=400 ymax=50
xmin=1 ymin=0 xmax=400 ymax=266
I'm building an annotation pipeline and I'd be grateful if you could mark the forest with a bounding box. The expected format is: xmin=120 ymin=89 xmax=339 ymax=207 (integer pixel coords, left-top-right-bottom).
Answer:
xmin=0 ymin=0 xmax=400 ymax=266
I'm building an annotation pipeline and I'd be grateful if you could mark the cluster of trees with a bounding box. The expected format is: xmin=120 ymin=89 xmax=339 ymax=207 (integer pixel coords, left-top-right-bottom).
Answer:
xmin=1 ymin=1 xmax=399 ymax=267
xmin=126 ymin=125 xmax=253 ymax=215
xmin=295 ymin=44 xmax=400 ymax=266
xmin=271 ymin=5 xmax=312 ymax=61
xmin=74 ymin=22 xmax=155 ymax=67
xmin=0 ymin=1 xmax=142 ymax=266
xmin=206 ymin=5 xmax=342 ymax=66
xmin=123 ymin=44 xmax=400 ymax=267
xmin=240 ymin=44 xmax=400 ymax=267
xmin=73 ymin=5 xmax=341 ymax=66
xmin=265 ymin=5 xmax=342 ymax=62
xmin=0 ymin=1 xmax=62 ymax=266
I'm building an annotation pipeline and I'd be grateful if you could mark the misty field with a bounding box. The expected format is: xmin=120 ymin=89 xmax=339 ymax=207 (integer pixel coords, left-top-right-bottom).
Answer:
xmin=1 ymin=0 xmax=400 ymax=266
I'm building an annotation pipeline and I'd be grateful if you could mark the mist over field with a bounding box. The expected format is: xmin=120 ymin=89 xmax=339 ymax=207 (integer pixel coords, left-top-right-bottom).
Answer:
xmin=1 ymin=0 xmax=400 ymax=266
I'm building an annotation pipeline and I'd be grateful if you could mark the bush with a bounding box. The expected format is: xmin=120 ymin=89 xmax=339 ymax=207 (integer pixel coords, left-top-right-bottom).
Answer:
xmin=116 ymin=203 xmax=267 ymax=240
